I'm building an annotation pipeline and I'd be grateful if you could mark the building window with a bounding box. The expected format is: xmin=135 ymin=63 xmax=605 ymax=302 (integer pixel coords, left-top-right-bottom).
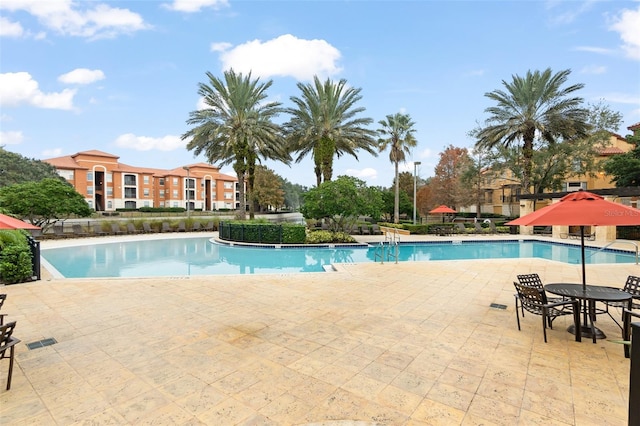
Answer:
xmin=159 ymin=189 xmax=165 ymax=197
xmin=144 ymin=201 xmax=150 ymax=207
xmin=106 ymin=173 xmax=112 ymax=183
xmin=124 ymin=174 xmax=136 ymax=186
xmin=566 ymin=181 xmax=586 ymax=192
xmin=107 ymin=186 xmax=113 ymax=196
xmin=224 ymin=192 xmax=232 ymax=199
xmin=87 ymin=186 xmax=93 ymax=195
xmin=124 ymin=187 xmax=137 ymax=199
xmin=125 ymin=201 xmax=136 ymax=209
xmin=172 ymin=202 xmax=178 ymax=208
xmin=173 ymin=189 xmax=178 ymax=198
xmin=107 ymin=201 xmax=112 ymax=209
xmin=57 ymin=169 xmax=74 ymax=180
xmin=142 ymin=188 xmax=149 ymax=197
xmin=143 ymin=176 xmax=150 ymax=185
xmin=224 ymin=182 xmax=233 ymax=189
xmin=173 ymin=177 xmax=178 ymax=185
xmin=159 ymin=178 xmax=165 ymax=186
xmin=87 ymin=171 xmax=93 ymax=181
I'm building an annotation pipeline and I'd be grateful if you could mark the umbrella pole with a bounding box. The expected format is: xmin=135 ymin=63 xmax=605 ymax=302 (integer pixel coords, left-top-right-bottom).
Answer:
xmin=580 ymin=225 xmax=586 ymax=288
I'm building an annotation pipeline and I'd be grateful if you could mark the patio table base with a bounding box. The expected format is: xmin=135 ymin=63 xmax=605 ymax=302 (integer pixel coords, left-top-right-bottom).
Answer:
xmin=567 ymin=324 xmax=606 ymax=340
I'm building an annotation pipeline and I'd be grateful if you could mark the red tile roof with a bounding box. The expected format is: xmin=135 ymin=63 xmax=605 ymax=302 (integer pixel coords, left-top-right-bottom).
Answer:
xmin=629 ymin=122 xmax=640 ymax=131
xmin=597 ymin=146 xmax=626 ymax=155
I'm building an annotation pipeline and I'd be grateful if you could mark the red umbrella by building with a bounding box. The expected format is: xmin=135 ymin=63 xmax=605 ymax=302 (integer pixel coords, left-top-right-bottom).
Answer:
xmin=0 ymin=214 xmax=40 ymax=230
xmin=506 ymin=190 xmax=640 ymax=286
xmin=429 ymin=205 xmax=456 ymax=223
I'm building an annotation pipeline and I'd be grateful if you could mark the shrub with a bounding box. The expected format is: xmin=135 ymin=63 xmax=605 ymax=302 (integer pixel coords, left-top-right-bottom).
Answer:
xmin=219 ymin=221 xmax=306 ymax=244
xmin=305 ymin=230 xmax=357 ymax=244
xmin=0 ymin=230 xmax=33 ymax=284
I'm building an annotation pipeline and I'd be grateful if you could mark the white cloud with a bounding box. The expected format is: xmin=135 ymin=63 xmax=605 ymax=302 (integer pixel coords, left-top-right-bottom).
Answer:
xmin=42 ymin=148 xmax=63 ymax=157
xmin=0 ymin=72 xmax=76 ymax=110
xmin=217 ymin=34 xmax=342 ymax=81
xmin=164 ymin=0 xmax=229 ymax=13
xmin=574 ymin=46 xmax=616 ymax=55
xmin=580 ymin=65 xmax=607 ymax=74
xmin=114 ymin=133 xmax=186 ymax=151
xmin=0 ymin=130 xmax=24 ymax=145
xmin=598 ymin=92 xmax=640 ymax=105
xmin=0 ymin=16 xmax=23 ymax=37
xmin=58 ymin=68 xmax=105 ymax=84
xmin=609 ymin=5 xmax=640 ymax=60
xmin=0 ymin=0 xmax=150 ymax=39
xmin=210 ymin=41 xmax=232 ymax=52
xmin=546 ymin=0 xmax=596 ymax=25
xmin=344 ymin=167 xmax=377 ymax=181
xmin=196 ymin=97 xmax=207 ymax=110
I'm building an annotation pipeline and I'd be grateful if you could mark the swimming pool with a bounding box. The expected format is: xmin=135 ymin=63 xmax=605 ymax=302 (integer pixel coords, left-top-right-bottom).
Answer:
xmin=40 ymin=238 xmax=636 ymax=278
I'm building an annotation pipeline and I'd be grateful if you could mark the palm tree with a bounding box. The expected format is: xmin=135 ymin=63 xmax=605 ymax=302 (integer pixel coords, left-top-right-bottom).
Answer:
xmin=378 ymin=113 xmax=418 ymax=223
xmin=475 ymin=68 xmax=590 ymax=194
xmin=285 ymin=76 xmax=378 ymax=187
xmin=182 ymin=70 xmax=289 ymax=219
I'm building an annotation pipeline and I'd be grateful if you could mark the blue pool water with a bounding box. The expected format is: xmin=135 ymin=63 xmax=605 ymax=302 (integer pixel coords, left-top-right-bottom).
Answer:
xmin=40 ymin=238 xmax=636 ymax=278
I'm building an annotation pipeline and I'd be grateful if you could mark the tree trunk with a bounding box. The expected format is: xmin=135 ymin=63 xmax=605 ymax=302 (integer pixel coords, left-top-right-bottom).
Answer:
xmin=233 ymin=163 xmax=246 ymax=220
xmin=394 ymin=161 xmax=400 ymax=224
xmin=246 ymin=158 xmax=256 ymax=220
xmin=522 ymin=128 xmax=535 ymax=195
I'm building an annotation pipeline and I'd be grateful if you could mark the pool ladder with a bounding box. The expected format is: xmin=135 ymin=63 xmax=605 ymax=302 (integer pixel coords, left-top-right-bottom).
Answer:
xmin=374 ymin=229 xmax=400 ymax=264
xmin=591 ymin=239 xmax=639 ymax=264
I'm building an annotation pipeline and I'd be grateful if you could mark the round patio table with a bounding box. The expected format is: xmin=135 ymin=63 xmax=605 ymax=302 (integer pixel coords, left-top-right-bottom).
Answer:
xmin=545 ymin=283 xmax=632 ymax=343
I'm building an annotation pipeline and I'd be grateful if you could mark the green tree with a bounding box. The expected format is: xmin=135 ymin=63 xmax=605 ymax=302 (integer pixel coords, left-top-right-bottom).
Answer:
xmin=281 ymin=179 xmax=307 ymax=211
xmin=475 ymin=68 xmax=590 ymax=194
xmin=380 ymin=187 xmax=413 ymax=223
xmin=0 ymin=147 xmax=63 ymax=187
xmin=285 ymin=76 xmax=378 ymax=187
xmin=604 ymin=130 xmax=640 ymax=187
xmin=378 ymin=113 xmax=418 ymax=223
xmin=479 ymin=102 xmax=623 ymax=200
xmin=396 ymin=171 xmax=415 ymax=202
xmin=301 ymin=176 xmax=383 ymax=231
xmin=253 ymin=165 xmax=285 ymax=212
xmin=0 ymin=178 xmax=93 ymax=231
xmin=183 ymin=70 xmax=290 ymax=220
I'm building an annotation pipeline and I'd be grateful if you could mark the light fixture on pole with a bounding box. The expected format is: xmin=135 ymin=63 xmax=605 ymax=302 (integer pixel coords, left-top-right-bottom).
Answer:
xmin=413 ymin=161 xmax=421 ymax=224
xmin=182 ymin=166 xmax=190 ymax=219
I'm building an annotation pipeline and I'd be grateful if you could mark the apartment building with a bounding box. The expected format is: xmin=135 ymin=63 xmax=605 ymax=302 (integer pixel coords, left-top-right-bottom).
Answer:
xmin=44 ymin=150 xmax=238 ymax=212
xmin=471 ymin=124 xmax=639 ymax=216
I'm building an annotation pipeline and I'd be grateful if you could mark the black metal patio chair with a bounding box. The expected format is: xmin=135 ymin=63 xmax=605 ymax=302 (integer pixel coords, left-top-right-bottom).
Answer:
xmin=623 ymin=308 xmax=640 ymax=358
xmin=0 ymin=321 xmax=20 ymax=390
xmin=605 ymin=275 xmax=640 ymax=328
xmin=513 ymin=281 xmax=581 ymax=343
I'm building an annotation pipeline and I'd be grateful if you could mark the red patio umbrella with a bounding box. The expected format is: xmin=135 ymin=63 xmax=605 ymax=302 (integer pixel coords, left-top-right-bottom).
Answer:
xmin=0 ymin=213 xmax=40 ymax=230
xmin=506 ymin=190 xmax=640 ymax=286
xmin=429 ymin=205 xmax=456 ymax=223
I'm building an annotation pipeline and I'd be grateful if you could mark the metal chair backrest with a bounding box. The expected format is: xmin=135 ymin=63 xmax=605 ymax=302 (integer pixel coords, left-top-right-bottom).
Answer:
xmin=0 ymin=321 xmax=16 ymax=349
xmin=514 ymin=281 xmax=549 ymax=315
xmin=517 ymin=274 xmax=544 ymax=291
xmin=623 ymin=275 xmax=640 ymax=297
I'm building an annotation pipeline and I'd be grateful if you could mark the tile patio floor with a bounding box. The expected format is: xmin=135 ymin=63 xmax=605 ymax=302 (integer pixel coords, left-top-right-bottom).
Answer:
xmin=0 ymin=234 xmax=637 ymax=425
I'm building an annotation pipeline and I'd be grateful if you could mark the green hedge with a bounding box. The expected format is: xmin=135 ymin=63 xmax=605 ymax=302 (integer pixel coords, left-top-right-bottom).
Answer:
xmin=219 ymin=221 xmax=306 ymax=244
xmin=0 ymin=230 xmax=33 ymax=284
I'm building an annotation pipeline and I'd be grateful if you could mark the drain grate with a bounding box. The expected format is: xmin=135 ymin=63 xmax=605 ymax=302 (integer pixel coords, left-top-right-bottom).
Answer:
xmin=490 ymin=303 xmax=507 ymax=310
xmin=26 ymin=338 xmax=58 ymax=350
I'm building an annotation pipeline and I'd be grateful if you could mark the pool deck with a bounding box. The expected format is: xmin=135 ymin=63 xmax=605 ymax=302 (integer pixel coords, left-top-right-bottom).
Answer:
xmin=1 ymin=232 xmax=638 ymax=425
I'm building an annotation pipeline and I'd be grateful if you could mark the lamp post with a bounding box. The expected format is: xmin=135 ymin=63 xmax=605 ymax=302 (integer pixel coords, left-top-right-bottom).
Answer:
xmin=413 ymin=161 xmax=421 ymax=224
xmin=183 ymin=166 xmax=190 ymax=219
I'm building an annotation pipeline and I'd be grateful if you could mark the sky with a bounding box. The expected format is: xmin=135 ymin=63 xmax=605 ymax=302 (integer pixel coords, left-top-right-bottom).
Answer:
xmin=1 ymin=0 xmax=639 ymax=188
